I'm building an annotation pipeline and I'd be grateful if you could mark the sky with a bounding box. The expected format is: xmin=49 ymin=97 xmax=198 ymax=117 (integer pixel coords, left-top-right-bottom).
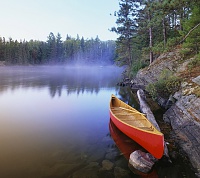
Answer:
xmin=0 ymin=0 xmax=119 ymax=42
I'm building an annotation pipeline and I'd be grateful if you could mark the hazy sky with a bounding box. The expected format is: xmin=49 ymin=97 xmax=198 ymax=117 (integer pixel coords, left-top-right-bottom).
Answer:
xmin=0 ymin=0 xmax=119 ymax=41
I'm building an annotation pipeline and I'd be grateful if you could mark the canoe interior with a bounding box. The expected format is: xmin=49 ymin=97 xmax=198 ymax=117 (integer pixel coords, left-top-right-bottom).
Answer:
xmin=111 ymin=107 xmax=154 ymax=131
xmin=110 ymin=95 xmax=161 ymax=134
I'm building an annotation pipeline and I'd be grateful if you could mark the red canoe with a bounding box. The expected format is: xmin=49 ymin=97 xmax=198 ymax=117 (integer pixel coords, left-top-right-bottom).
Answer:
xmin=109 ymin=94 xmax=164 ymax=159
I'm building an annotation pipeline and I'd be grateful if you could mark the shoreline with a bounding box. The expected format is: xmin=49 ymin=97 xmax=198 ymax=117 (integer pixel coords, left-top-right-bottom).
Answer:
xmin=121 ymin=49 xmax=200 ymax=176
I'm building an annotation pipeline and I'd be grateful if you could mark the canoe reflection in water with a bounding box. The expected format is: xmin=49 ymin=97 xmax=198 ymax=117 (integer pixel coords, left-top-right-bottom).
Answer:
xmin=109 ymin=119 xmax=158 ymax=178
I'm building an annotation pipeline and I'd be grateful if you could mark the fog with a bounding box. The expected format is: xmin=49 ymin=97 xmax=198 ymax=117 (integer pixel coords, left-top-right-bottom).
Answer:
xmin=0 ymin=65 xmax=123 ymax=97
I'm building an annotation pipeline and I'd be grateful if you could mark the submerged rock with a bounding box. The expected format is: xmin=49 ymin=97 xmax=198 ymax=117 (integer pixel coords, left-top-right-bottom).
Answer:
xmin=114 ymin=166 xmax=132 ymax=178
xmin=100 ymin=160 xmax=114 ymax=171
xmin=71 ymin=162 xmax=100 ymax=178
xmin=44 ymin=163 xmax=83 ymax=177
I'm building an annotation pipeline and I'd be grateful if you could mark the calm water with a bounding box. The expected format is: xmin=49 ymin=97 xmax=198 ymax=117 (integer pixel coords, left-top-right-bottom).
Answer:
xmin=0 ymin=66 xmax=196 ymax=178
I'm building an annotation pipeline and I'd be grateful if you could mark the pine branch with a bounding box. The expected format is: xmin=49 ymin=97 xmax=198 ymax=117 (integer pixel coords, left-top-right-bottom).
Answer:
xmin=179 ymin=22 xmax=200 ymax=44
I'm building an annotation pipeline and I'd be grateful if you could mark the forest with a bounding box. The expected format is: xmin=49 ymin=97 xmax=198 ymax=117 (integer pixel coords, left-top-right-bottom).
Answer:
xmin=1 ymin=0 xmax=199 ymax=69
xmin=112 ymin=0 xmax=200 ymax=76
xmin=0 ymin=33 xmax=116 ymax=65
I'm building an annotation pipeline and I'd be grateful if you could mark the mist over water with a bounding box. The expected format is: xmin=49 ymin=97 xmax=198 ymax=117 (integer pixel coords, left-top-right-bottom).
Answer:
xmin=0 ymin=65 xmax=122 ymax=96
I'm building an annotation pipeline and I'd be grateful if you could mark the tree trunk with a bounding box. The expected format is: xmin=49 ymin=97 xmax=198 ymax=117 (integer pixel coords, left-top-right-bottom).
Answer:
xmin=149 ymin=50 xmax=153 ymax=64
xmin=162 ymin=18 xmax=167 ymax=48
xmin=128 ymin=39 xmax=132 ymax=67
xmin=179 ymin=22 xmax=200 ymax=44
xmin=148 ymin=9 xmax=153 ymax=64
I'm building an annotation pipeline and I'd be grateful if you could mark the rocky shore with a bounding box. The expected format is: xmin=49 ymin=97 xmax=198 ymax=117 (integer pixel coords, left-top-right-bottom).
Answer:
xmin=126 ymin=49 xmax=200 ymax=177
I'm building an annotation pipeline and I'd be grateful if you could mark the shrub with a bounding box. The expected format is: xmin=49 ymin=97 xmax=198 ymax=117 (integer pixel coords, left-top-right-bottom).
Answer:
xmin=188 ymin=54 xmax=200 ymax=71
xmin=146 ymin=83 xmax=157 ymax=100
xmin=146 ymin=69 xmax=181 ymax=100
xmin=166 ymin=37 xmax=182 ymax=50
xmin=180 ymin=48 xmax=192 ymax=57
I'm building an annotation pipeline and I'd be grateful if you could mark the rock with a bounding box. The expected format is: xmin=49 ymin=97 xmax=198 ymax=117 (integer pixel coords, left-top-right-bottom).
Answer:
xmin=117 ymin=78 xmax=131 ymax=87
xmin=105 ymin=150 xmax=119 ymax=160
xmin=192 ymin=75 xmax=200 ymax=85
xmin=132 ymin=49 xmax=181 ymax=87
xmin=100 ymin=160 xmax=114 ymax=171
xmin=87 ymin=147 xmax=105 ymax=162
xmin=128 ymin=150 xmax=157 ymax=173
xmin=117 ymin=82 xmax=126 ymax=87
xmin=173 ymin=91 xmax=182 ymax=100
xmin=114 ymin=166 xmax=132 ymax=178
xmin=102 ymin=135 xmax=113 ymax=142
xmin=182 ymin=81 xmax=189 ymax=88
xmin=196 ymin=172 xmax=200 ymax=178
xmin=165 ymin=95 xmax=176 ymax=109
xmin=156 ymin=96 xmax=167 ymax=108
xmin=71 ymin=162 xmax=100 ymax=178
xmin=176 ymin=59 xmax=190 ymax=73
xmin=51 ymin=150 xmax=65 ymax=161
xmin=44 ymin=163 xmax=82 ymax=177
xmin=115 ymin=157 xmax=127 ymax=168
xmin=163 ymin=94 xmax=200 ymax=174
xmin=98 ymin=171 xmax=114 ymax=178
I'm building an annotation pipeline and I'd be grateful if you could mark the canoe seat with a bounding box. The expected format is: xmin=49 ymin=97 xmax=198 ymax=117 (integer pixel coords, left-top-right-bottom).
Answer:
xmin=111 ymin=108 xmax=122 ymax=111
xmin=138 ymin=126 xmax=154 ymax=131
xmin=113 ymin=112 xmax=129 ymax=115
xmin=120 ymin=117 xmax=146 ymax=121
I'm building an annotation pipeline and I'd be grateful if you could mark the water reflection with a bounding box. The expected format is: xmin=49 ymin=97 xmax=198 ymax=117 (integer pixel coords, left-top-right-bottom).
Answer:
xmin=117 ymin=86 xmax=140 ymax=109
xmin=0 ymin=66 xmax=122 ymax=97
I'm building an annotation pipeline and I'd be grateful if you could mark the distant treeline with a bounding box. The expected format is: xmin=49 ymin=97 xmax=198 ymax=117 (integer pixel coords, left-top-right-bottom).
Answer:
xmin=0 ymin=32 xmax=116 ymax=65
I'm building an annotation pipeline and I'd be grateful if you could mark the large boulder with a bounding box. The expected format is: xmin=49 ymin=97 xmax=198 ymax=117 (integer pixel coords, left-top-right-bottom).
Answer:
xmin=163 ymin=94 xmax=200 ymax=175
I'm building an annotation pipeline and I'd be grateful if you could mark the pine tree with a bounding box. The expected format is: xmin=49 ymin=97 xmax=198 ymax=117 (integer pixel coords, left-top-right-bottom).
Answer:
xmin=56 ymin=33 xmax=63 ymax=62
xmin=111 ymin=0 xmax=139 ymax=67
xmin=0 ymin=37 xmax=4 ymax=61
xmin=47 ymin=32 xmax=57 ymax=62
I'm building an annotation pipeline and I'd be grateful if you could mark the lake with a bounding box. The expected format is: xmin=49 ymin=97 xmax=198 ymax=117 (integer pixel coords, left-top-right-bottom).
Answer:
xmin=0 ymin=66 xmax=196 ymax=178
